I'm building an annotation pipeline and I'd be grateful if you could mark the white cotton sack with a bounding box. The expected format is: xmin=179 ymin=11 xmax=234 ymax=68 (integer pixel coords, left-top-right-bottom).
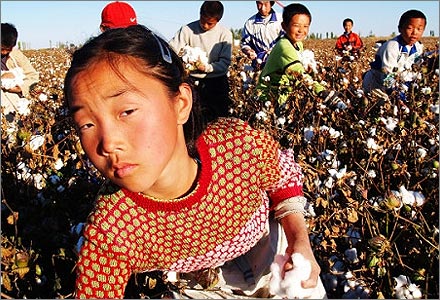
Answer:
xmin=269 ymin=253 xmax=314 ymax=299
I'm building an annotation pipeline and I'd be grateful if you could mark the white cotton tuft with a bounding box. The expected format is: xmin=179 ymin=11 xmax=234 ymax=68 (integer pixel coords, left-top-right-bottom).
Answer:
xmin=269 ymin=253 xmax=314 ymax=298
xmin=269 ymin=254 xmax=288 ymax=296
xmin=1 ymin=67 xmax=25 ymax=89
xmin=299 ymin=50 xmax=318 ymax=74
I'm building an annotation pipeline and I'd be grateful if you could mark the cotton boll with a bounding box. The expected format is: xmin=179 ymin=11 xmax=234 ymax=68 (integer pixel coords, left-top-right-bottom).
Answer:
xmin=412 ymin=191 xmax=426 ymax=207
xmin=1 ymin=68 xmax=25 ymax=89
xmin=399 ymin=186 xmax=415 ymax=206
xmin=300 ymin=50 xmax=318 ymax=74
xmin=282 ymin=253 xmax=314 ymax=299
xmin=269 ymin=254 xmax=289 ymax=296
xmin=270 ymin=253 xmax=314 ymax=298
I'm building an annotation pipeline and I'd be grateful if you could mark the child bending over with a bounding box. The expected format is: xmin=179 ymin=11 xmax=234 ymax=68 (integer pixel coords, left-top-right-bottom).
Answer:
xmin=64 ymin=24 xmax=326 ymax=299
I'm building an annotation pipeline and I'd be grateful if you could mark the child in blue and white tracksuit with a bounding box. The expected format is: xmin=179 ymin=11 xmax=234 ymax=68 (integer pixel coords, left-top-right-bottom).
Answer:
xmin=362 ymin=9 xmax=426 ymax=95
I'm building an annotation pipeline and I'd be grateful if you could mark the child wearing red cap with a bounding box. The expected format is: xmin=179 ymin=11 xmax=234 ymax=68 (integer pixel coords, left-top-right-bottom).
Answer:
xmin=100 ymin=1 xmax=137 ymax=32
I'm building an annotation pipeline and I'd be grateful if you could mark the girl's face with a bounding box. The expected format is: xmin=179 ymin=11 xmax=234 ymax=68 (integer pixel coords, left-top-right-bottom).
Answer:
xmin=69 ymin=58 xmax=195 ymax=199
xmin=400 ymin=17 xmax=426 ymax=46
xmin=282 ymin=14 xmax=311 ymax=43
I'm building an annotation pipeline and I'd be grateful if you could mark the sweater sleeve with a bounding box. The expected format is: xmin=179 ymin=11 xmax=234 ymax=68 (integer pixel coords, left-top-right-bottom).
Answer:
xmin=204 ymin=28 xmax=233 ymax=76
xmin=253 ymin=127 xmax=304 ymax=208
xmin=266 ymin=148 xmax=304 ymax=208
xmin=168 ymin=26 xmax=188 ymax=55
xmin=335 ymin=35 xmax=346 ymax=51
xmin=380 ymin=41 xmax=401 ymax=73
xmin=75 ymin=224 xmax=132 ymax=299
xmin=11 ymin=49 xmax=39 ymax=97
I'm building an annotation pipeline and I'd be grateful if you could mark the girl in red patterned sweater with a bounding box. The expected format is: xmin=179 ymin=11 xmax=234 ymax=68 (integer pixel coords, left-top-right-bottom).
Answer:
xmin=64 ymin=24 xmax=326 ymax=299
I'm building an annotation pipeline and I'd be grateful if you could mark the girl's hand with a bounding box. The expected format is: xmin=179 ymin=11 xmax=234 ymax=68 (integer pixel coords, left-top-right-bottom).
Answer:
xmin=280 ymin=213 xmax=321 ymax=289
xmin=284 ymin=244 xmax=321 ymax=289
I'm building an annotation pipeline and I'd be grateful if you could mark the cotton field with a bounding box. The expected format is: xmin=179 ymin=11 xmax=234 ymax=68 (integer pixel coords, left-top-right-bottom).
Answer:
xmin=1 ymin=37 xmax=438 ymax=299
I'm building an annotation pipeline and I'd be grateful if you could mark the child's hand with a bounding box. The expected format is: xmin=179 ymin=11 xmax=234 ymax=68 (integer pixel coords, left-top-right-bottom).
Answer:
xmin=242 ymin=48 xmax=257 ymax=60
xmin=196 ymin=60 xmax=207 ymax=72
xmin=1 ymin=71 xmax=16 ymax=80
xmin=283 ymin=249 xmax=320 ymax=290
xmin=5 ymin=85 xmax=22 ymax=94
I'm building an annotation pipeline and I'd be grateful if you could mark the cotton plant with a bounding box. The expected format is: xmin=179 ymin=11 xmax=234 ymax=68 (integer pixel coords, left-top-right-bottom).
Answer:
xmin=342 ymin=272 xmax=370 ymax=299
xmin=3 ymin=120 xmax=18 ymax=148
xmin=319 ymin=125 xmax=342 ymax=139
xmin=29 ymin=134 xmax=45 ymax=151
xmin=15 ymin=98 xmax=31 ymax=116
xmin=396 ymin=186 xmax=426 ymax=207
xmin=377 ymin=186 xmax=426 ymax=214
xmin=430 ymin=103 xmax=439 ymax=114
xmin=240 ymin=64 xmax=255 ymax=91
xmin=394 ymin=275 xmax=422 ymax=299
xmin=380 ymin=116 xmax=398 ymax=132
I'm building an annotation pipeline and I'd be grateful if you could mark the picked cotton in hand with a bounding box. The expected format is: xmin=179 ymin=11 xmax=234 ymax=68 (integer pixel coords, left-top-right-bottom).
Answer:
xmin=299 ymin=50 xmax=318 ymax=74
xmin=180 ymin=46 xmax=208 ymax=70
xmin=1 ymin=67 xmax=25 ymax=89
xmin=269 ymin=253 xmax=314 ymax=299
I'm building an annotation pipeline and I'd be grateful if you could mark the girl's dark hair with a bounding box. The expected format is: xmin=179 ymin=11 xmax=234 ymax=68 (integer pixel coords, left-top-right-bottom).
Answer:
xmin=282 ymin=3 xmax=312 ymax=25
xmin=1 ymin=23 xmax=18 ymax=48
xmin=64 ymin=24 xmax=204 ymax=157
xmin=398 ymin=9 xmax=427 ymax=30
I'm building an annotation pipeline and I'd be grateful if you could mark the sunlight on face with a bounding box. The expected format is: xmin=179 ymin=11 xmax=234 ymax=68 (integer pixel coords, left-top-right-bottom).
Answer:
xmin=199 ymin=15 xmax=218 ymax=31
xmin=400 ymin=18 xmax=426 ymax=46
xmin=69 ymin=58 xmax=189 ymax=197
xmin=343 ymin=21 xmax=353 ymax=33
xmin=283 ymin=14 xmax=311 ymax=43
xmin=256 ymin=1 xmax=273 ymax=17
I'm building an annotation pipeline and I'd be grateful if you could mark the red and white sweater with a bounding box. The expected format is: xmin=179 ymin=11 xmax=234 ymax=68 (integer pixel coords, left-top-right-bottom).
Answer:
xmin=75 ymin=118 xmax=304 ymax=298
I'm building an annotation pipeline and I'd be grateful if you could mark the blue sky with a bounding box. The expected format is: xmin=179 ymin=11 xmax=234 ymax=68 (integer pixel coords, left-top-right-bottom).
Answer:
xmin=1 ymin=1 xmax=439 ymax=49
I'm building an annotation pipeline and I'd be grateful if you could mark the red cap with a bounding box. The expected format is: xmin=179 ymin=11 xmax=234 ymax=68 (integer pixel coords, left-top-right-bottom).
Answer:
xmin=101 ymin=1 xmax=137 ymax=29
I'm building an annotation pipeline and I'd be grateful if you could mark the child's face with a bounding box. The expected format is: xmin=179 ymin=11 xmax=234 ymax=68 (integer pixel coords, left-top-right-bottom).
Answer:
xmin=282 ymin=14 xmax=310 ymax=43
xmin=256 ymin=1 xmax=272 ymax=17
xmin=69 ymin=59 xmax=193 ymax=197
xmin=343 ymin=21 xmax=353 ymax=33
xmin=199 ymin=15 xmax=218 ymax=31
xmin=399 ymin=18 xmax=426 ymax=46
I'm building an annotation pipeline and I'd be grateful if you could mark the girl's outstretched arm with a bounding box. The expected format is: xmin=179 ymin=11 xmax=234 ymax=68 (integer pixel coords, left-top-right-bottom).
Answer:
xmin=280 ymin=212 xmax=321 ymax=289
